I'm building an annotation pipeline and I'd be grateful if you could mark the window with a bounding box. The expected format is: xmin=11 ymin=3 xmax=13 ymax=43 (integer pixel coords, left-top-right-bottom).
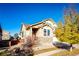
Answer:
xmin=46 ymin=22 xmax=52 ymax=27
xmin=44 ymin=29 xmax=46 ymax=36
xmin=48 ymin=30 xmax=50 ymax=36
xmin=44 ymin=29 xmax=50 ymax=36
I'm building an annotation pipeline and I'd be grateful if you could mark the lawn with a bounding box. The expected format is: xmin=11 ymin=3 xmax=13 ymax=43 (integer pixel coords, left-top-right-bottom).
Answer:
xmin=51 ymin=48 xmax=79 ymax=56
xmin=0 ymin=50 xmax=9 ymax=56
xmin=0 ymin=47 xmax=58 ymax=56
xmin=34 ymin=47 xmax=58 ymax=55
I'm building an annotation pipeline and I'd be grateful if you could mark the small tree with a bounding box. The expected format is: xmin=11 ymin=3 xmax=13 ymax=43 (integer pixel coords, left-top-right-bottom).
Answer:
xmin=22 ymin=36 xmax=34 ymax=56
xmin=55 ymin=21 xmax=64 ymax=38
xmin=26 ymin=36 xmax=34 ymax=47
xmin=55 ymin=7 xmax=79 ymax=51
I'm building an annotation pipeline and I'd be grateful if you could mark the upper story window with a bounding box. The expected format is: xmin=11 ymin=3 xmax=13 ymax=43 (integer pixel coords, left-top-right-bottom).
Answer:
xmin=46 ymin=22 xmax=52 ymax=27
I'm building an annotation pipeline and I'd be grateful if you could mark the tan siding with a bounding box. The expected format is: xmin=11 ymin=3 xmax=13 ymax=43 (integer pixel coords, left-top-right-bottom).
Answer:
xmin=20 ymin=25 xmax=32 ymax=44
xmin=36 ymin=26 xmax=54 ymax=37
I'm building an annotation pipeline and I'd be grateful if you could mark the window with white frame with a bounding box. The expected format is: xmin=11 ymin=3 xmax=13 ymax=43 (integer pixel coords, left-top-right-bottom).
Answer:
xmin=44 ymin=29 xmax=46 ymax=36
xmin=44 ymin=29 xmax=50 ymax=36
xmin=48 ymin=29 xmax=50 ymax=36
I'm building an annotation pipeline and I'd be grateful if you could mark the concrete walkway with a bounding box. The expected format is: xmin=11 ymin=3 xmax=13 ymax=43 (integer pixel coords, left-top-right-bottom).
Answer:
xmin=76 ymin=54 xmax=79 ymax=56
xmin=73 ymin=44 xmax=79 ymax=49
xmin=34 ymin=49 xmax=65 ymax=56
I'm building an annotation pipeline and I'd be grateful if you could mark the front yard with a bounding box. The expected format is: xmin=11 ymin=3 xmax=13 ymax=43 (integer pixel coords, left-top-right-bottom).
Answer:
xmin=0 ymin=43 xmax=79 ymax=56
xmin=34 ymin=47 xmax=58 ymax=55
xmin=51 ymin=48 xmax=79 ymax=56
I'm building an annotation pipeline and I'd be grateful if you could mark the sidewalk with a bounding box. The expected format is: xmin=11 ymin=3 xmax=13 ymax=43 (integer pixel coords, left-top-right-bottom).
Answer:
xmin=34 ymin=49 xmax=65 ymax=56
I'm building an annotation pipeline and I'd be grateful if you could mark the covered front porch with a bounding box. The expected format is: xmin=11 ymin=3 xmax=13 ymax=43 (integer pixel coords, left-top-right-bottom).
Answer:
xmin=32 ymin=27 xmax=39 ymax=40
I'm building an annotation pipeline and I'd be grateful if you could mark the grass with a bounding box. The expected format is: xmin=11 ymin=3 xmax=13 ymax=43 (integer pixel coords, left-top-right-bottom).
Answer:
xmin=0 ymin=49 xmax=10 ymax=56
xmin=34 ymin=47 xmax=58 ymax=55
xmin=0 ymin=47 xmax=57 ymax=56
xmin=51 ymin=48 xmax=79 ymax=56
xmin=0 ymin=50 xmax=8 ymax=56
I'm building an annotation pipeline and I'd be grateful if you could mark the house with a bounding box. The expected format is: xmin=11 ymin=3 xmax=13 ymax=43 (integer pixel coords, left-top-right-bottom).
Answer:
xmin=20 ymin=18 xmax=57 ymax=50
xmin=0 ymin=24 xmax=10 ymax=41
xmin=0 ymin=24 xmax=10 ymax=47
xmin=2 ymin=30 xmax=10 ymax=40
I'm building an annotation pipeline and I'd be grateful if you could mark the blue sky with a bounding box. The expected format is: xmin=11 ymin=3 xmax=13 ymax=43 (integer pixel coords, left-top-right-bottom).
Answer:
xmin=0 ymin=3 xmax=79 ymax=35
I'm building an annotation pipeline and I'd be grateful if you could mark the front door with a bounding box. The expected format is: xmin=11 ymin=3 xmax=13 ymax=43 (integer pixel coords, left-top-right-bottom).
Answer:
xmin=32 ymin=28 xmax=38 ymax=40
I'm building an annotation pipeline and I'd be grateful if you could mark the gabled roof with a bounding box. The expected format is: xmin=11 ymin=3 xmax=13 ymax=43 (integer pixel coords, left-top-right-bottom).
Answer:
xmin=23 ymin=24 xmax=30 ymax=28
xmin=21 ymin=18 xmax=56 ymax=29
xmin=31 ymin=18 xmax=55 ymax=26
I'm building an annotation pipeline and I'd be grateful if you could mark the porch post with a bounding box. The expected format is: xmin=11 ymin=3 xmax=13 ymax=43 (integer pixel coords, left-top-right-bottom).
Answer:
xmin=9 ymin=41 xmax=11 ymax=48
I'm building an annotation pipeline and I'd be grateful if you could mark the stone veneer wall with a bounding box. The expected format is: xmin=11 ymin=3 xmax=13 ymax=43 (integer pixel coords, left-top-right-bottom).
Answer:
xmin=33 ymin=37 xmax=54 ymax=51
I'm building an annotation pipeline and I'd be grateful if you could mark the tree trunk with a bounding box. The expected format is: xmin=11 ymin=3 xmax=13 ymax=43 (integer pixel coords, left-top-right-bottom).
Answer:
xmin=70 ymin=44 xmax=73 ymax=52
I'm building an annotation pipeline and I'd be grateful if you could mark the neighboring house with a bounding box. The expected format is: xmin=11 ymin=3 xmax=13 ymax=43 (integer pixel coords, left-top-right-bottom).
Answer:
xmin=2 ymin=30 xmax=10 ymax=40
xmin=0 ymin=24 xmax=10 ymax=41
xmin=0 ymin=25 xmax=10 ymax=47
xmin=20 ymin=18 xmax=57 ymax=50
